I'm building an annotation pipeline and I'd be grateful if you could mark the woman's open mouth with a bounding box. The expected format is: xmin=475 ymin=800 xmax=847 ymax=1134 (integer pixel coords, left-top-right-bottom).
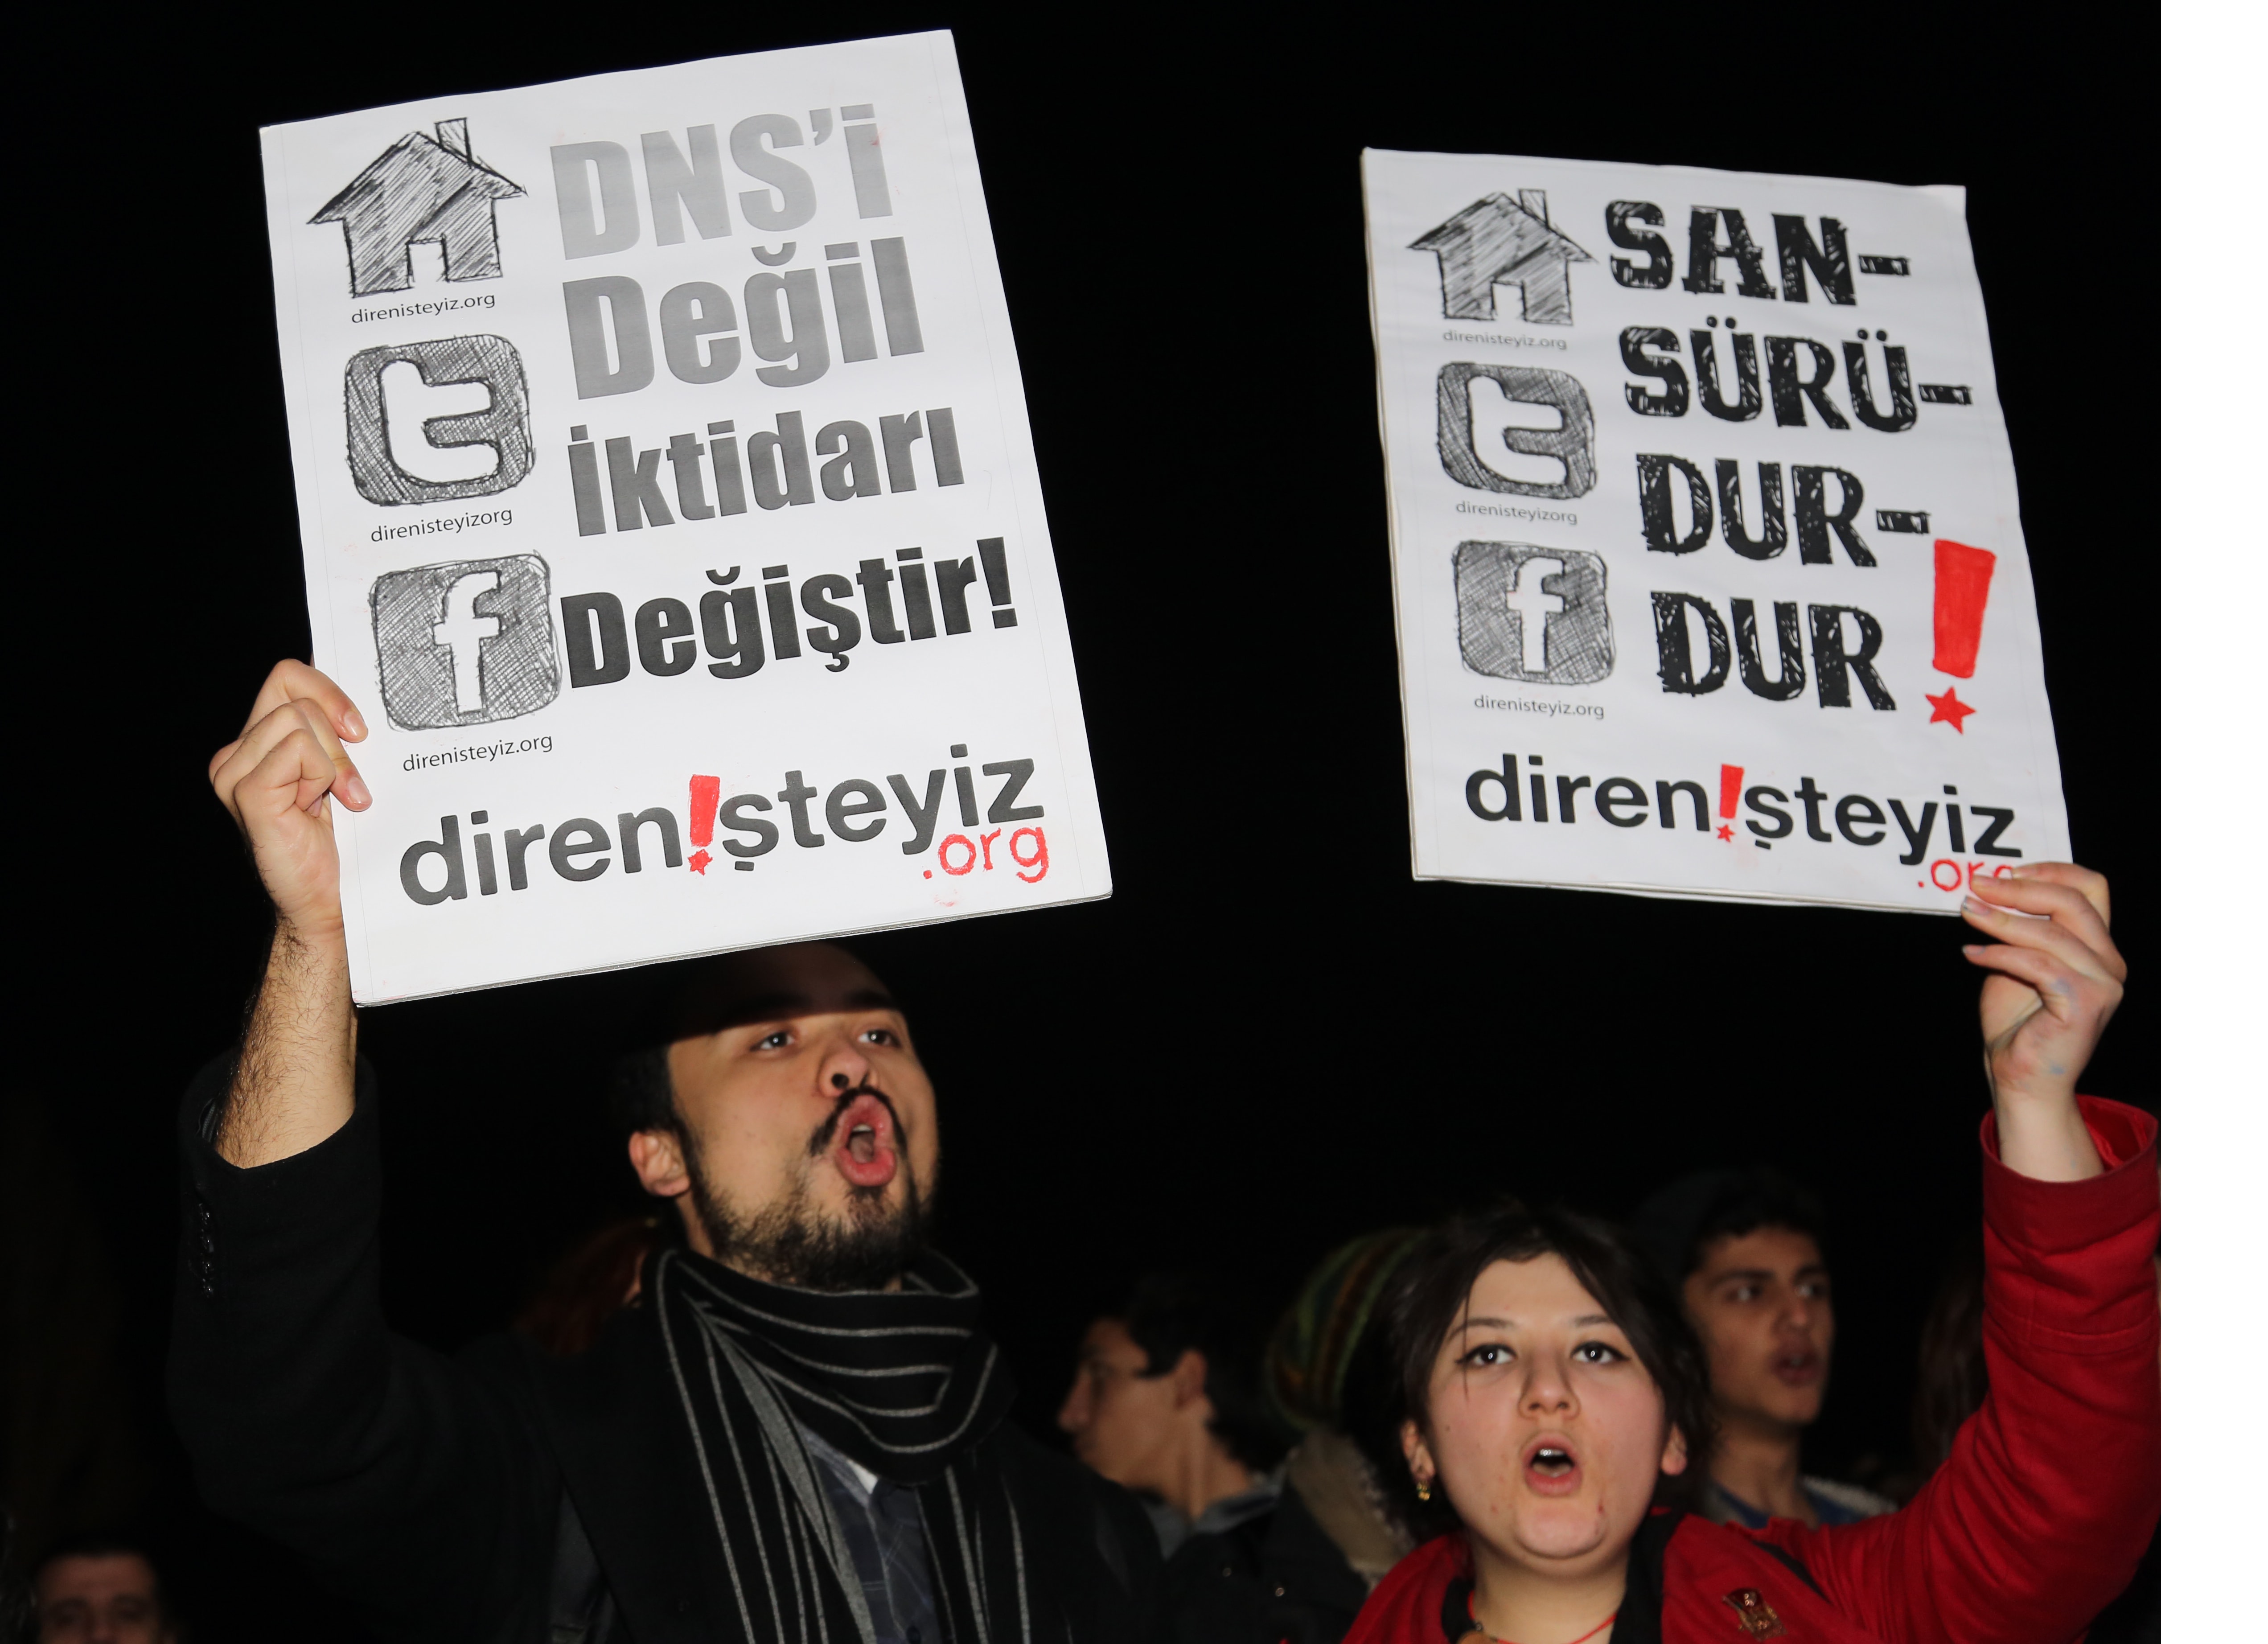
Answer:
xmin=1522 ymin=1435 xmax=1584 ymax=1497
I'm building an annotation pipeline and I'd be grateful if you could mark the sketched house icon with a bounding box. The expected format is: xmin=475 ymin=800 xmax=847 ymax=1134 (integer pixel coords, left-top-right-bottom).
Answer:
xmin=1411 ymin=191 xmax=1595 ymax=326
xmin=312 ymin=119 xmax=525 ymax=298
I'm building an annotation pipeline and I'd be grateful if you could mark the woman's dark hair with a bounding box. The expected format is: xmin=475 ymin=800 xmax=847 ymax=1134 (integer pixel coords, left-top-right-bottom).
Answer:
xmin=1386 ymin=1201 xmax=1716 ymax=1533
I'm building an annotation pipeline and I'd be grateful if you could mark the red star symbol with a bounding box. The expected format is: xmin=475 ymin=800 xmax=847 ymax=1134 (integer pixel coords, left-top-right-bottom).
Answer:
xmin=1715 ymin=823 xmax=1735 ymax=841
xmin=1926 ymin=687 xmax=1976 ymax=732
xmin=688 ymin=849 xmax=713 ymax=875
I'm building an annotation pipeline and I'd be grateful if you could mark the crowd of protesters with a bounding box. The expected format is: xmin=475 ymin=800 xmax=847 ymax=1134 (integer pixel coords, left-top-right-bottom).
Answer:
xmin=0 ymin=660 xmax=2159 ymax=1643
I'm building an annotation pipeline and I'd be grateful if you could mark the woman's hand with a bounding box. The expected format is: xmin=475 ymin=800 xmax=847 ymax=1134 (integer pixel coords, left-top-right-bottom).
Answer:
xmin=1960 ymin=863 xmax=2125 ymax=1182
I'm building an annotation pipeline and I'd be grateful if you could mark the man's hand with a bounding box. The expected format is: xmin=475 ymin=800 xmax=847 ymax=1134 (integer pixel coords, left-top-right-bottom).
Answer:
xmin=209 ymin=661 xmax=369 ymax=1167
xmin=1961 ymin=863 xmax=2126 ymax=1182
xmin=208 ymin=661 xmax=372 ymax=942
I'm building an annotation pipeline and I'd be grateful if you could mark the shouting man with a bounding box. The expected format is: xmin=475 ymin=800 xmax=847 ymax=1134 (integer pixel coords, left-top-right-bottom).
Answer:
xmin=172 ymin=661 xmax=1163 ymax=1644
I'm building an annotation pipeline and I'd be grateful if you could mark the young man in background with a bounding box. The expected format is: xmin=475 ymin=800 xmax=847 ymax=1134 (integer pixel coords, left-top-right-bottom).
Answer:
xmin=1060 ymin=1276 xmax=1368 ymax=1644
xmin=1631 ymin=1170 xmax=1894 ymax=1529
xmin=30 ymin=1538 xmax=178 ymax=1644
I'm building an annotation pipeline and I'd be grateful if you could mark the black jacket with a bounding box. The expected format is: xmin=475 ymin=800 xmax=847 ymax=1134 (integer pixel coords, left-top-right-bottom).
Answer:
xmin=168 ymin=1058 xmax=1164 ymax=1644
xmin=1163 ymin=1485 xmax=1370 ymax=1644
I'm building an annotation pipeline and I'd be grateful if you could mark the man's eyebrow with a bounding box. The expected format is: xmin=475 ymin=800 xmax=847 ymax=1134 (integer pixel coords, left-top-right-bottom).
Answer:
xmin=1710 ymin=1268 xmax=1777 ymax=1285
xmin=722 ymin=992 xmax=816 ymax=1021
xmin=721 ymin=988 xmax=901 ymax=1023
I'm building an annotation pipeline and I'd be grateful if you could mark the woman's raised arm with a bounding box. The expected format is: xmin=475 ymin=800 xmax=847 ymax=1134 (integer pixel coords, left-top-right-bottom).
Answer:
xmin=1768 ymin=863 xmax=2157 ymax=1644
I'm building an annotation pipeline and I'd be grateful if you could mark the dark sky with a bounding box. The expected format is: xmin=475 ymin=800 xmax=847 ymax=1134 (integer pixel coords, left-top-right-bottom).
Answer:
xmin=18 ymin=8 xmax=2153 ymax=1637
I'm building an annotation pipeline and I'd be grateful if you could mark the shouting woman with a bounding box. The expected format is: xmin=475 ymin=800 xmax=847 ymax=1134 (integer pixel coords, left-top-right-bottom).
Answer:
xmin=1348 ymin=863 xmax=2156 ymax=1644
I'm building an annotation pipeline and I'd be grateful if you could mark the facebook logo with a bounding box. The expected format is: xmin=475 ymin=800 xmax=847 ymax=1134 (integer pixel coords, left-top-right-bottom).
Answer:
xmin=1454 ymin=541 xmax=1613 ymax=684
xmin=370 ymin=555 xmax=560 ymax=729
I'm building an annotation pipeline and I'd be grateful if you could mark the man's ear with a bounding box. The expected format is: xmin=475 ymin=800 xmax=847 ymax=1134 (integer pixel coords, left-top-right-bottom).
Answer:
xmin=628 ymin=1128 xmax=691 ymax=1198
xmin=1401 ymin=1418 xmax=1436 ymax=1488
xmin=1660 ymin=1422 xmax=1690 ymax=1477
xmin=1170 ymin=1348 xmax=1209 ymax=1409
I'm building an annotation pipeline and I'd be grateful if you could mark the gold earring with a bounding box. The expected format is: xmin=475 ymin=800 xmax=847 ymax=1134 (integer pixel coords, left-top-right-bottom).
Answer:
xmin=1416 ymin=1480 xmax=1433 ymax=1502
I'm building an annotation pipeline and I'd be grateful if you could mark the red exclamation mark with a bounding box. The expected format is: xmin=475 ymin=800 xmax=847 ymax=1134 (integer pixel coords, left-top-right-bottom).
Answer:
xmin=1717 ymin=764 xmax=1742 ymax=842
xmin=1931 ymin=540 xmax=1996 ymax=675
xmin=1927 ymin=539 xmax=1995 ymax=731
xmin=688 ymin=774 xmax=720 ymax=875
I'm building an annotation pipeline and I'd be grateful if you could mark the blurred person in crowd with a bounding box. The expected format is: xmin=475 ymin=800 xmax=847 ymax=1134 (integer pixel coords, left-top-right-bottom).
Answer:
xmin=29 ymin=1537 xmax=177 ymax=1644
xmin=0 ymin=1101 xmax=148 ymax=1569
xmin=1346 ymin=863 xmax=2156 ymax=1644
xmin=1628 ymin=1168 xmax=1892 ymax=1529
xmin=1260 ymin=1230 xmax=1427 ymax=1586
xmin=2 ymin=1511 xmax=28 ymax=1644
xmin=513 ymin=1213 xmax=671 ymax=1358
xmin=173 ymin=661 xmax=1163 ymax=1644
xmin=1060 ymin=1275 xmax=1365 ymax=1644
xmin=1906 ymin=1244 xmax=1988 ymax=1488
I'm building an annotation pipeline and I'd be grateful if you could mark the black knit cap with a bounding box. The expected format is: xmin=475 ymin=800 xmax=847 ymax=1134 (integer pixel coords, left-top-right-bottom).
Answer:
xmin=600 ymin=942 xmax=893 ymax=1134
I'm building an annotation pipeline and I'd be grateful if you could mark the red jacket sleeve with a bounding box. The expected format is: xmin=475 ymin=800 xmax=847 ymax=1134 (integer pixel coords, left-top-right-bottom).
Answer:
xmin=1760 ymin=1096 xmax=2159 ymax=1644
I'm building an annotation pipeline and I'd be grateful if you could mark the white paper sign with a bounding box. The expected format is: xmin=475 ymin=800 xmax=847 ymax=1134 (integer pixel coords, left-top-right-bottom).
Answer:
xmin=263 ymin=32 xmax=1108 ymax=1003
xmin=1362 ymin=150 xmax=2068 ymax=912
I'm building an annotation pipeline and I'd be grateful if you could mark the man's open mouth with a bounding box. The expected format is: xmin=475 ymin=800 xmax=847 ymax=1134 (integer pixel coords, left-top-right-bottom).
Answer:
xmin=829 ymin=1091 xmax=900 ymax=1189
xmin=1773 ymin=1352 xmax=1822 ymax=1386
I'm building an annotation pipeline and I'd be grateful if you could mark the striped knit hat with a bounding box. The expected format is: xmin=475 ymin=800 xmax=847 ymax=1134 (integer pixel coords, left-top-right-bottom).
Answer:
xmin=1263 ymin=1228 xmax=1426 ymax=1434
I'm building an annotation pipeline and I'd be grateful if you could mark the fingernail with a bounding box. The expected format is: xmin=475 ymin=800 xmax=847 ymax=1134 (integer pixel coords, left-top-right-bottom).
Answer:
xmin=343 ymin=709 xmax=367 ymax=740
xmin=345 ymin=774 xmax=372 ymax=807
xmin=2006 ymin=864 xmax=2036 ymax=878
xmin=1962 ymin=896 xmax=1988 ymax=915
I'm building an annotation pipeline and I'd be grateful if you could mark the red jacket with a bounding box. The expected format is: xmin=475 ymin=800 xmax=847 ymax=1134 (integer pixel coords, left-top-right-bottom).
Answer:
xmin=1347 ymin=1097 xmax=2159 ymax=1644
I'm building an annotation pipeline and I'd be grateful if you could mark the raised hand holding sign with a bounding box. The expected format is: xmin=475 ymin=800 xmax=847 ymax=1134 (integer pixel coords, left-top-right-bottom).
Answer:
xmin=1962 ymin=863 xmax=2126 ymax=1182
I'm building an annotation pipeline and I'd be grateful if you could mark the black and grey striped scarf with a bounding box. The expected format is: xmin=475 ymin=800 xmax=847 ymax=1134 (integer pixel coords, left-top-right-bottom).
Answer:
xmin=651 ymin=1245 xmax=1052 ymax=1644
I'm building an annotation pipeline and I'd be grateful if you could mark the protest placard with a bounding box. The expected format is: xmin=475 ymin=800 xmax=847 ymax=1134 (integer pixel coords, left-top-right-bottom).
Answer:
xmin=1362 ymin=150 xmax=2069 ymax=912
xmin=261 ymin=31 xmax=1108 ymax=1003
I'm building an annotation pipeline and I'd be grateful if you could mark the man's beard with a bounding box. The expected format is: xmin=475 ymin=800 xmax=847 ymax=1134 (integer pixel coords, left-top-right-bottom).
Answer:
xmin=680 ymin=1085 xmax=933 ymax=1291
